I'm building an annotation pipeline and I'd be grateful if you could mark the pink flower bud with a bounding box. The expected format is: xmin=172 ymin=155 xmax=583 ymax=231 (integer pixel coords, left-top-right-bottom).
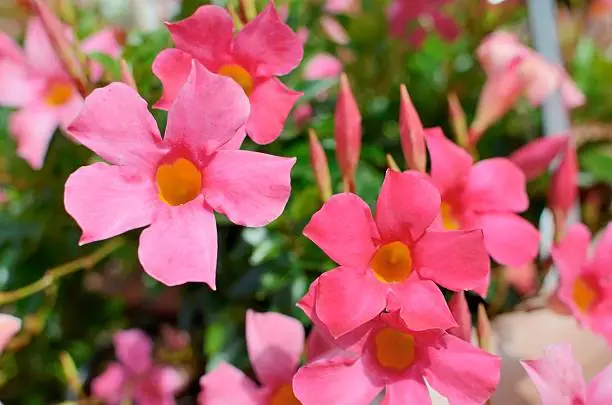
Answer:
xmin=448 ymin=291 xmax=472 ymax=342
xmin=334 ymin=74 xmax=361 ymax=192
xmin=399 ymin=84 xmax=426 ymax=172
xmin=309 ymin=129 xmax=333 ymax=202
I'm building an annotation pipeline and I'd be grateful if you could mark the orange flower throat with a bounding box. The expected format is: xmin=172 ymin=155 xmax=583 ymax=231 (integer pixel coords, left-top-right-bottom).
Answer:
xmin=218 ymin=64 xmax=254 ymax=95
xmin=155 ymin=157 xmax=202 ymax=206
xmin=572 ymin=277 xmax=599 ymax=313
xmin=374 ymin=328 xmax=416 ymax=371
xmin=45 ymin=82 xmax=73 ymax=106
xmin=269 ymin=383 xmax=300 ymax=405
xmin=371 ymin=241 xmax=413 ymax=283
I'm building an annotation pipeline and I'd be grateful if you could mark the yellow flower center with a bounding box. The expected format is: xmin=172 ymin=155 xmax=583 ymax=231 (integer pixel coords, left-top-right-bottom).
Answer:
xmin=218 ymin=64 xmax=254 ymax=95
xmin=371 ymin=241 xmax=413 ymax=283
xmin=269 ymin=383 xmax=301 ymax=405
xmin=155 ymin=158 xmax=202 ymax=206
xmin=45 ymin=82 xmax=73 ymax=106
xmin=374 ymin=328 xmax=416 ymax=371
xmin=440 ymin=201 xmax=460 ymax=231
xmin=572 ymin=277 xmax=599 ymax=313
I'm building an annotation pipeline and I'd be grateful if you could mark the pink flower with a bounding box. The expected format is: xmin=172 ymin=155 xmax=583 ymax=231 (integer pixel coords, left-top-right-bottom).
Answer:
xmin=153 ymin=3 xmax=303 ymax=145
xmin=198 ymin=310 xmax=305 ymax=405
xmin=293 ymin=312 xmax=501 ymax=405
xmin=553 ymin=223 xmax=612 ymax=344
xmin=425 ymin=128 xmax=540 ymax=269
xmin=321 ymin=16 xmax=349 ymax=45
xmin=521 ymin=343 xmax=612 ymax=405
xmin=472 ymin=31 xmax=585 ymax=139
xmin=64 ymin=62 xmax=296 ymax=288
xmin=0 ymin=314 xmax=21 ymax=353
xmin=303 ymin=53 xmax=342 ymax=80
xmin=0 ymin=18 xmax=121 ymax=169
xmin=299 ymin=169 xmax=490 ymax=338
xmin=387 ymin=0 xmax=460 ymax=48
xmin=92 ymin=329 xmax=186 ymax=405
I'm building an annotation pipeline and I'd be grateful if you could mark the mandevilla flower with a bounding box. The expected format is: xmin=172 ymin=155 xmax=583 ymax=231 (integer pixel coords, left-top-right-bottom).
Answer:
xmin=300 ymin=169 xmax=490 ymax=338
xmin=92 ymin=329 xmax=186 ymax=404
xmin=425 ymin=128 xmax=539 ymax=268
xmin=198 ymin=310 xmax=305 ymax=405
xmin=0 ymin=17 xmax=121 ymax=169
xmin=64 ymin=62 xmax=295 ymax=287
xmin=521 ymin=343 xmax=612 ymax=405
xmin=387 ymin=0 xmax=460 ymax=48
xmin=471 ymin=31 xmax=585 ymax=140
xmin=0 ymin=314 xmax=21 ymax=353
xmin=293 ymin=312 xmax=501 ymax=405
xmin=153 ymin=2 xmax=303 ymax=145
xmin=552 ymin=223 xmax=612 ymax=344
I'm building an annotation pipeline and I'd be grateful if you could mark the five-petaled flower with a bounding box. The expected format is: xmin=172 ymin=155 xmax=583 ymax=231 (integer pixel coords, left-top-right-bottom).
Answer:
xmin=425 ymin=128 xmax=540 ymax=269
xmin=64 ymin=62 xmax=296 ymax=288
xmin=521 ymin=343 xmax=612 ymax=405
xmin=553 ymin=223 xmax=612 ymax=344
xmin=0 ymin=17 xmax=121 ymax=169
xmin=293 ymin=312 xmax=501 ymax=405
xmin=299 ymin=169 xmax=490 ymax=338
xmin=198 ymin=310 xmax=306 ymax=405
xmin=92 ymin=329 xmax=186 ymax=404
xmin=153 ymin=2 xmax=303 ymax=145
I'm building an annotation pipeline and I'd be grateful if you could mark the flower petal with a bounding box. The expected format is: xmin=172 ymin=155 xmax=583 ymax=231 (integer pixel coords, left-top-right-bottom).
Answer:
xmin=246 ymin=310 xmax=305 ymax=386
xmin=91 ymin=363 xmax=126 ymax=404
xmin=375 ymin=170 xmax=440 ymax=243
xmin=152 ymin=48 xmax=193 ymax=110
xmin=0 ymin=314 xmax=21 ymax=353
xmin=234 ymin=3 xmax=303 ymax=77
xmin=166 ymin=5 xmax=233 ymax=70
xmin=247 ymin=77 xmax=302 ymax=144
xmin=9 ymin=107 xmax=58 ymax=170
xmin=424 ymin=127 xmax=472 ymax=195
xmin=509 ymin=135 xmax=569 ymax=180
xmin=552 ymin=223 xmax=591 ymax=283
xmin=424 ymin=333 xmax=501 ymax=405
xmin=67 ymin=83 xmax=164 ymax=168
xmin=165 ymin=61 xmax=250 ymax=155
xmin=480 ymin=213 xmax=539 ymax=267
xmin=303 ymin=193 xmax=378 ymax=268
xmin=315 ymin=267 xmax=387 ymax=338
xmin=587 ymin=364 xmax=612 ymax=405
xmin=0 ymin=60 xmax=42 ymax=108
xmin=203 ymin=150 xmax=295 ymax=227
xmin=64 ymin=163 xmax=158 ymax=245
xmin=24 ymin=17 xmax=64 ymax=76
xmin=521 ymin=343 xmax=587 ymax=405
xmin=415 ymin=229 xmax=490 ymax=294
xmin=463 ymin=158 xmax=529 ymax=213
xmin=114 ymin=329 xmax=153 ymax=374
xmin=389 ymin=279 xmax=457 ymax=331
xmin=138 ymin=201 xmax=217 ymax=288
xmin=0 ymin=32 xmax=26 ymax=63
xmin=198 ymin=362 xmax=261 ymax=405
xmin=381 ymin=373 xmax=431 ymax=405
xmin=293 ymin=357 xmax=381 ymax=405
xmin=592 ymin=223 xmax=612 ymax=275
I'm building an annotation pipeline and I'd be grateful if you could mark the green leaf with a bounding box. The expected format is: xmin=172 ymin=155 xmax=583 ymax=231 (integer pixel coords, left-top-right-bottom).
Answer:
xmin=580 ymin=145 xmax=612 ymax=184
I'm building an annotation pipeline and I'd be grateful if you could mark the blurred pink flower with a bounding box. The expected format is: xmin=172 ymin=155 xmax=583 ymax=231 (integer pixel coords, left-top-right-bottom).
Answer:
xmin=64 ymin=63 xmax=295 ymax=288
xmin=472 ymin=32 xmax=585 ymax=140
xmin=553 ymin=223 xmax=612 ymax=345
xmin=324 ymin=0 xmax=359 ymax=14
xmin=504 ymin=262 xmax=538 ymax=296
xmin=0 ymin=314 xmax=21 ymax=353
xmin=425 ymin=128 xmax=539 ymax=270
xmin=153 ymin=4 xmax=303 ymax=145
xmin=0 ymin=18 xmax=121 ymax=169
xmin=387 ymin=0 xmax=460 ymax=48
xmin=303 ymin=53 xmax=342 ymax=80
xmin=299 ymin=169 xmax=490 ymax=338
xmin=521 ymin=343 xmax=612 ymax=405
xmin=294 ymin=312 xmax=500 ymax=405
xmin=509 ymin=134 xmax=570 ymax=180
xmin=293 ymin=103 xmax=313 ymax=128
xmin=198 ymin=310 xmax=305 ymax=405
xmin=321 ymin=16 xmax=349 ymax=45
xmin=297 ymin=27 xmax=309 ymax=45
xmin=92 ymin=329 xmax=185 ymax=405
